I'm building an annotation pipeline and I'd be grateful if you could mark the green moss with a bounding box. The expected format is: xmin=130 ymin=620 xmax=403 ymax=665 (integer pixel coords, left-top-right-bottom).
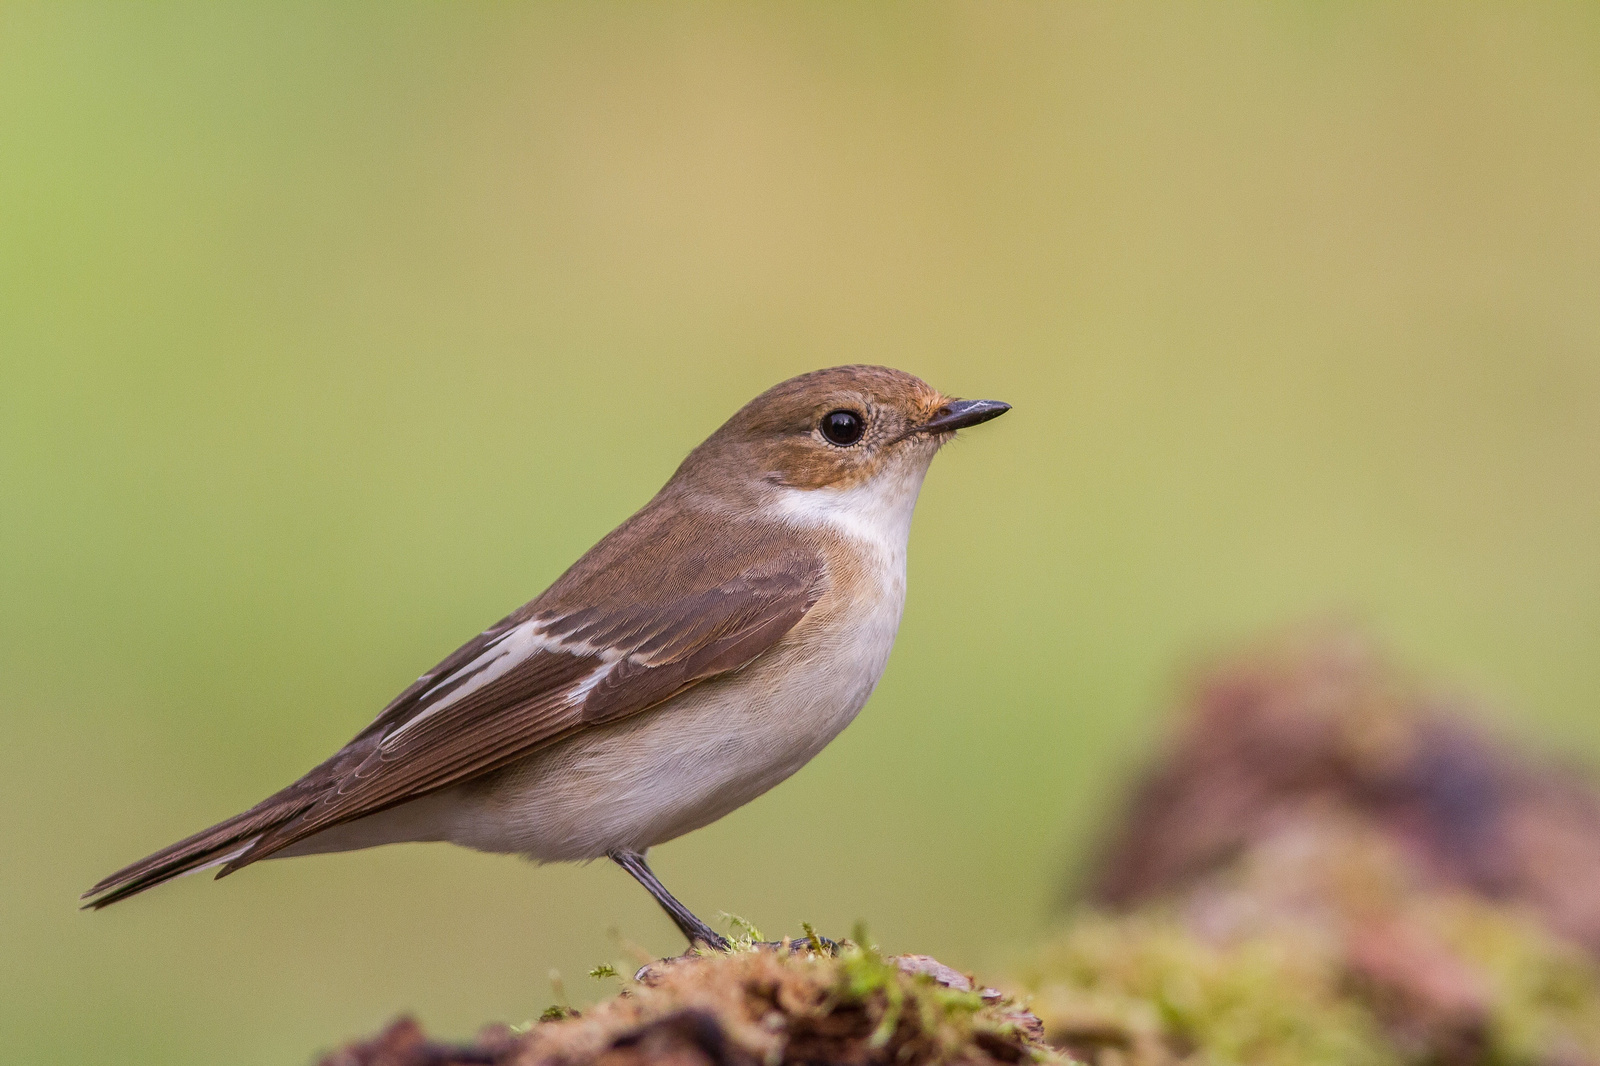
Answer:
xmin=1017 ymin=913 xmax=1399 ymax=1066
xmin=1430 ymin=899 xmax=1600 ymax=1065
xmin=1017 ymin=903 xmax=1600 ymax=1066
xmin=831 ymin=939 xmax=998 ymax=1055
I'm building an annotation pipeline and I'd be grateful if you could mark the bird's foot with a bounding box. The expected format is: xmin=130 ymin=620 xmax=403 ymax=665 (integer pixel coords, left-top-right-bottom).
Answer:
xmin=635 ymin=928 xmax=837 ymax=983
xmin=750 ymin=927 xmax=839 ymax=955
xmin=685 ymin=927 xmax=732 ymax=953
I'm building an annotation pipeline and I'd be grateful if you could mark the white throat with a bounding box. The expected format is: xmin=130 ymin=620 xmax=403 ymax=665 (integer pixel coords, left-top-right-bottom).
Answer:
xmin=763 ymin=457 xmax=933 ymax=564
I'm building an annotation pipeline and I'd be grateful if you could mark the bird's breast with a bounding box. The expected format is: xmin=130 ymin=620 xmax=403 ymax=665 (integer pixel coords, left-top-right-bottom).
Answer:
xmin=442 ymin=539 xmax=908 ymax=861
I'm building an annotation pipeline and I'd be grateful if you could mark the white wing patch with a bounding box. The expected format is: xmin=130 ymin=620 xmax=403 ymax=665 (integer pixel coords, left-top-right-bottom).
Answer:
xmin=379 ymin=619 xmax=627 ymax=749
xmin=177 ymin=837 xmax=259 ymax=881
xmin=564 ymin=657 xmax=625 ymax=707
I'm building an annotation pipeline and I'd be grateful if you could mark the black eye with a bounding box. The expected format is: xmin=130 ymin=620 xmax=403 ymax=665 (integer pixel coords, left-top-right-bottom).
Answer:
xmin=819 ymin=409 xmax=865 ymax=446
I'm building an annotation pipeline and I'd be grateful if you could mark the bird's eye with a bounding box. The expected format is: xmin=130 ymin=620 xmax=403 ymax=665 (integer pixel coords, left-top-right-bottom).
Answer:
xmin=819 ymin=409 xmax=865 ymax=446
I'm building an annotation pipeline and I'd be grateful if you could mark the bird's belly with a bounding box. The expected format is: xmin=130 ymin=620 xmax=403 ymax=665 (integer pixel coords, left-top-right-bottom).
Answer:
xmin=436 ymin=590 xmax=901 ymax=861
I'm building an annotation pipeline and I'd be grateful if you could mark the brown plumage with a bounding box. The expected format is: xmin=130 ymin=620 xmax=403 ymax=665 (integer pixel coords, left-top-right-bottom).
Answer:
xmin=84 ymin=366 xmax=1008 ymax=945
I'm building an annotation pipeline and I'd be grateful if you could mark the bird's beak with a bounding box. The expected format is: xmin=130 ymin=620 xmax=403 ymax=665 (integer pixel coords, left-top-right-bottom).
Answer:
xmin=920 ymin=398 xmax=1011 ymax=434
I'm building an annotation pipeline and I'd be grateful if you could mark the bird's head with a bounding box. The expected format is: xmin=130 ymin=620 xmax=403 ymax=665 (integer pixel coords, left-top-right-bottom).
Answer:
xmin=670 ymin=365 xmax=1009 ymax=534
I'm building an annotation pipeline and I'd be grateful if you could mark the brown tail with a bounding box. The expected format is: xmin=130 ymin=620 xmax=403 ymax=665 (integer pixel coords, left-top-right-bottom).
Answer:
xmin=81 ymin=794 xmax=310 ymax=909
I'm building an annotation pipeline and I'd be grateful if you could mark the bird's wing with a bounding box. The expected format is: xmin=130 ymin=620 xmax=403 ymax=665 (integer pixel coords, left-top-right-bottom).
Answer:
xmin=215 ymin=512 xmax=826 ymax=870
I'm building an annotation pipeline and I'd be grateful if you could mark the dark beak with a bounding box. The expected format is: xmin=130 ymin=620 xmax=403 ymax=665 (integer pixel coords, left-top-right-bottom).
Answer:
xmin=920 ymin=398 xmax=1011 ymax=433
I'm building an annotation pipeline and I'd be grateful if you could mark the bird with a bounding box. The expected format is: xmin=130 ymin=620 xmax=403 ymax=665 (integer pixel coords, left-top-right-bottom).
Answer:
xmin=83 ymin=365 xmax=1010 ymax=949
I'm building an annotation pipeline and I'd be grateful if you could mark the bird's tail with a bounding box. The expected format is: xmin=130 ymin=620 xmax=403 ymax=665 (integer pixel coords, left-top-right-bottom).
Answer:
xmin=81 ymin=797 xmax=304 ymax=909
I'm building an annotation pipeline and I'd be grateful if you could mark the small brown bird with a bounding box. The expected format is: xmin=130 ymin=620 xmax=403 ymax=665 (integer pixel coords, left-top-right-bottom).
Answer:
xmin=84 ymin=365 xmax=1009 ymax=948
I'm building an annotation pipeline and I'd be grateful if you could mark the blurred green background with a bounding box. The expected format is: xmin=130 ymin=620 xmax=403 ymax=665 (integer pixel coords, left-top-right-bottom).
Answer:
xmin=4 ymin=3 xmax=1599 ymax=1063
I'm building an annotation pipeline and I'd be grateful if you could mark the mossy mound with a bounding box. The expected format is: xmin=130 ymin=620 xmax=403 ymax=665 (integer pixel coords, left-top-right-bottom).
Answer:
xmin=323 ymin=942 xmax=1065 ymax=1066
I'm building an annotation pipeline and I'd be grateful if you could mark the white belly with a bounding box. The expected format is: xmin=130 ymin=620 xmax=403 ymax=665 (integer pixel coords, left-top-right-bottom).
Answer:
xmin=281 ymin=569 xmax=905 ymax=863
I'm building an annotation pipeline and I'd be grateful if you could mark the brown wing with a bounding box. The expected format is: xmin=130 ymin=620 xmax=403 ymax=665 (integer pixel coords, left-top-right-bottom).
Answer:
xmin=82 ymin=508 xmax=825 ymax=906
xmin=220 ymin=512 xmax=825 ymax=869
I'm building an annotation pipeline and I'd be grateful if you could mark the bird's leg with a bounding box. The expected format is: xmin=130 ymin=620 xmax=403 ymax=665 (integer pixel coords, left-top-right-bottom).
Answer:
xmin=608 ymin=848 xmax=730 ymax=951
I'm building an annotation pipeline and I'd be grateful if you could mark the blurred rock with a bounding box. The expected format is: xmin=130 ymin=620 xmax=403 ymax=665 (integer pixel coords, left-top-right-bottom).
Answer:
xmin=1088 ymin=633 xmax=1600 ymax=954
xmin=1021 ymin=633 xmax=1600 ymax=1066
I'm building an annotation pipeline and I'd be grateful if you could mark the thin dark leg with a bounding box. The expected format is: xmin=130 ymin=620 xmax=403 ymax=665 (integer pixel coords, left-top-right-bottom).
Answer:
xmin=609 ymin=848 xmax=730 ymax=951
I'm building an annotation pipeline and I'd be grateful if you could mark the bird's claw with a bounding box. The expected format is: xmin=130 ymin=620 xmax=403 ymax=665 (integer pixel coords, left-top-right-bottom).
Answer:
xmin=751 ymin=932 xmax=839 ymax=955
